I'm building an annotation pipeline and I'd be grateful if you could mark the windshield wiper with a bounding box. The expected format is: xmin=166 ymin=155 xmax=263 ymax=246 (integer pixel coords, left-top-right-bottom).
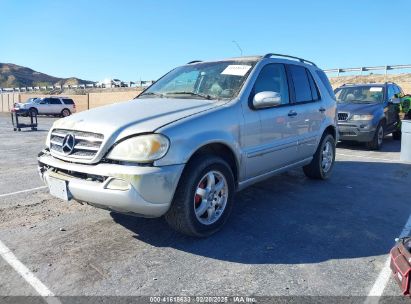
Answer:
xmin=139 ymin=91 xmax=164 ymax=98
xmin=165 ymin=91 xmax=213 ymax=100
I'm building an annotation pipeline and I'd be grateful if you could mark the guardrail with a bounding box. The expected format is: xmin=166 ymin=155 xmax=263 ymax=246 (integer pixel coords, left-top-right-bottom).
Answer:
xmin=0 ymin=80 xmax=155 ymax=93
xmin=324 ymin=64 xmax=411 ymax=76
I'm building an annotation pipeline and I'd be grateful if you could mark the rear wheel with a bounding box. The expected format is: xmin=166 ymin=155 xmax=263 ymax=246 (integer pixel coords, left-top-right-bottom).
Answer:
xmin=303 ymin=133 xmax=335 ymax=180
xmin=61 ymin=108 xmax=71 ymax=117
xmin=165 ymin=155 xmax=235 ymax=237
xmin=366 ymin=122 xmax=384 ymax=150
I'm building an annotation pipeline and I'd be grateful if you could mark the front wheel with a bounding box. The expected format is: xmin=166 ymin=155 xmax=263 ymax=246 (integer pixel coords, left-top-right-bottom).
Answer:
xmin=165 ymin=155 xmax=235 ymax=237
xmin=29 ymin=108 xmax=38 ymax=116
xmin=303 ymin=133 xmax=336 ymax=180
xmin=366 ymin=122 xmax=384 ymax=150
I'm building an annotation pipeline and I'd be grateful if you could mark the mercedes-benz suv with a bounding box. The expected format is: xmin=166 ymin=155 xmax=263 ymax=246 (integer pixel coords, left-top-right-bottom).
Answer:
xmin=38 ymin=54 xmax=337 ymax=236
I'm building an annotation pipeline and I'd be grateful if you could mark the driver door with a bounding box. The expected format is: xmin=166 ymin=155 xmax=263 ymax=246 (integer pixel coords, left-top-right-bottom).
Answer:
xmin=245 ymin=63 xmax=299 ymax=178
xmin=385 ymin=85 xmax=399 ymax=131
xmin=36 ymin=98 xmax=50 ymax=114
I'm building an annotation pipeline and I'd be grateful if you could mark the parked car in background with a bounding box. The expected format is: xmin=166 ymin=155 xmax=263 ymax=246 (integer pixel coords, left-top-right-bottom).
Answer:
xmin=335 ymin=82 xmax=402 ymax=150
xmin=38 ymin=53 xmax=337 ymax=237
xmin=14 ymin=97 xmax=76 ymax=117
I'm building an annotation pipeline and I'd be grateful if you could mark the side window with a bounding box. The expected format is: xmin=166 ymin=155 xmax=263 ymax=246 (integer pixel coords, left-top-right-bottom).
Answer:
xmin=50 ymin=98 xmax=61 ymax=105
xmin=288 ymin=65 xmax=313 ymax=103
xmin=40 ymin=98 xmax=49 ymax=104
xmin=316 ymin=70 xmax=336 ymax=100
xmin=252 ymin=64 xmax=289 ymax=106
xmin=387 ymin=85 xmax=395 ymax=101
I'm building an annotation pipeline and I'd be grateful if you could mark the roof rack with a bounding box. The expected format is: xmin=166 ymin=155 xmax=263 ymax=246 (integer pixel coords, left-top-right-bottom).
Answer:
xmin=187 ymin=60 xmax=202 ymax=64
xmin=263 ymin=53 xmax=317 ymax=67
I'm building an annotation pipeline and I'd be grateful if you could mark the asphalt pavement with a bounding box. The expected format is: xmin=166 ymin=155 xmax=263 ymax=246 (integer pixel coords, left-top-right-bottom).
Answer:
xmin=0 ymin=113 xmax=410 ymax=302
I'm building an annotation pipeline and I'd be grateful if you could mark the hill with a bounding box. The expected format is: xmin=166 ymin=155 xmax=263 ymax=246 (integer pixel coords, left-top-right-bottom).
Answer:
xmin=329 ymin=73 xmax=411 ymax=93
xmin=0 ymin=63 xmax=94 ymax=88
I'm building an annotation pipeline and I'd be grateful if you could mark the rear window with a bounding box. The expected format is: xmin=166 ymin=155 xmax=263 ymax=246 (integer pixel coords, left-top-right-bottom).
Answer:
xmin=316 ymin=70 xmax=336 ymax=100
xmin=62 ymin=99 xmax=74 ymax=105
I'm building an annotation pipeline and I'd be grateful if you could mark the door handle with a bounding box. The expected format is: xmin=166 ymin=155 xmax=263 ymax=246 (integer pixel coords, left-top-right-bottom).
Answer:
xmin=288 ymin=110 xmax=297 ymax=117
xmin=319 ymin=107 xmax=326 ymax=113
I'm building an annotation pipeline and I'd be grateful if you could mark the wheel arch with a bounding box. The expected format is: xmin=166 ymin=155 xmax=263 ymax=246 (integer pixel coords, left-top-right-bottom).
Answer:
xmin=185 ymin=142 xmax=239 ymax=186
xmin=324 ymin=124 xmax=336 ymax=140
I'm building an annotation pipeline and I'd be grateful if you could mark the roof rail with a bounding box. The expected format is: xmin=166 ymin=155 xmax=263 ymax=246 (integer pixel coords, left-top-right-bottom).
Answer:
xmin=263 ymin=53 xmax=317 ymax=67
xmin=187 ymin=60 xmax=202 ymax=64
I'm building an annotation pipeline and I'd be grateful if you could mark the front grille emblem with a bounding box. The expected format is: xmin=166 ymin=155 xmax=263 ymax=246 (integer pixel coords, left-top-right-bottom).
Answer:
xmin=62 ymin=133 xmax=76 ymax=155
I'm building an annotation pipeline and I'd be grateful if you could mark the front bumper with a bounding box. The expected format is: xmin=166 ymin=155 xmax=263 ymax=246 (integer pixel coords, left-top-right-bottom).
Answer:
xmin=338 ymin=122 xmax=376 ymax=142
xmin=38 ymin=151 xmax=184 ymax=217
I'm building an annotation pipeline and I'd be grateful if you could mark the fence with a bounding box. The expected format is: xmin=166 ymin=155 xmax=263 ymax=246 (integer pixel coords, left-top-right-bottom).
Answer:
xmin=0 ymin=89 xmax=143 ymax=113
xmin=0 ymin=81 xmax=154 ymax=93
xmin=324 ymin=64 xmax=411 ymax=76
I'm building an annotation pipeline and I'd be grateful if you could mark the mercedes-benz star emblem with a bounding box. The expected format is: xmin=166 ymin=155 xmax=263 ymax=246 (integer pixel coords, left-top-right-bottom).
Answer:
xmin=62 ymin=133 xmax=76 ymax=155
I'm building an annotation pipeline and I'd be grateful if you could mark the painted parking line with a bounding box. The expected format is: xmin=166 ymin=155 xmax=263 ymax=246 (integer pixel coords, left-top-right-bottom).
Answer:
xmin=0 ymin=186 xmax=47 ymax=199
xmin=364 ymin=213 xmax=411 ymax=303
xmin=336 ymin=153 xmax=397 ymax=163
xmin=0 ymin=240 xmax=61 ymax=304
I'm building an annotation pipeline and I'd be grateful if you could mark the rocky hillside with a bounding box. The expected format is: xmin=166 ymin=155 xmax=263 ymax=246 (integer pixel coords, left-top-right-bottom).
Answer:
xmin=0 ymin=63 xmax=94 ymax=88
xmin=330 ymin=73 xmax=411 ymax=93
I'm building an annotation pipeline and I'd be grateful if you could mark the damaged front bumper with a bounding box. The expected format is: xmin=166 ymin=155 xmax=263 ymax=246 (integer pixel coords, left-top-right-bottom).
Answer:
xmin=37 ymin=150 xmax=184 ymax=217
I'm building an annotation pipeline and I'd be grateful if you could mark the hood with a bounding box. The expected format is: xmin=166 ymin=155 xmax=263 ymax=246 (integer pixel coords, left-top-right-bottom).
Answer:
xmin=52 ymin=97 xmax=223 ymax=139
xmin=337 ymin=102 xmax=382 ymax=115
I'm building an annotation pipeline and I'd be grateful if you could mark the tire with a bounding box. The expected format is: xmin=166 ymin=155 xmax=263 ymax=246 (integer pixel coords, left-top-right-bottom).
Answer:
xmin=366 ymin=122 xmax=384 ymax=150
xmin=29 ymin=108 xmax=38 ymax=116
xmin=165 ymin=155 xmax=235 ymax=237
xmin=303 ymin=133 xmax=336 ymax=180
xmin=392 ymin=129 xmax=401 ymax=140
xmin=61 ymin=108 xmax=71 ymax=117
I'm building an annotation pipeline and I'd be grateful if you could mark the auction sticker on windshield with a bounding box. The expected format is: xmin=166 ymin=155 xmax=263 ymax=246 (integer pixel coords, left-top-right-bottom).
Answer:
xmin=370 ymin=87 xmax=383 ymax=92
xmin=221 ymin=65 xmax=252 ymax=76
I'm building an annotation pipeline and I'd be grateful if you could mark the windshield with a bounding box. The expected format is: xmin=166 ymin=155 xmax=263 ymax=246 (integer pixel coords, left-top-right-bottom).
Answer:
xmin=335 ymin=86 xmax=385 ymax=104
xmin=139 ymin=60 xmax=257 ymax=100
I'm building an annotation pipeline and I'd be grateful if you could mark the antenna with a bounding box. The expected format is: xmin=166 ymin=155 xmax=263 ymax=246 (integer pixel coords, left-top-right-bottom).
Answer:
xmin=232 ymin=40 xmax=243 ymax=56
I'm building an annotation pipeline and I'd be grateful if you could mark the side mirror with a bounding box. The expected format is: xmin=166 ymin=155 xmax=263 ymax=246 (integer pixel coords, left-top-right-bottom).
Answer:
xmin=390 ymin=97 xmax=401 ymax=104
xmin=253 ymin=91 xmax=282 ymax=109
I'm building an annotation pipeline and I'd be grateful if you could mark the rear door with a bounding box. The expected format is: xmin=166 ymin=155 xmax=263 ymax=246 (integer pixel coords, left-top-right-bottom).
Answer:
xmin=49 ymin=98 xmax=63 ymax=114
xmin=286 ymin=65 xmax=323 ymax=159
xmin=245 ymin=63 xmax=299 ymax=177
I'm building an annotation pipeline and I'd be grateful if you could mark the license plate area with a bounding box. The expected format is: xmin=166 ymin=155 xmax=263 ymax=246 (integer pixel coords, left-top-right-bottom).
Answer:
xmin=48 ymin=176 xmax=71 ymax=201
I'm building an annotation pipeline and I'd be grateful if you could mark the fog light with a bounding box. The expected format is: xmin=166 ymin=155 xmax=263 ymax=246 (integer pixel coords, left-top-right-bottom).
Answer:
xmin=105 ymin=178 xmax=131 ymax=191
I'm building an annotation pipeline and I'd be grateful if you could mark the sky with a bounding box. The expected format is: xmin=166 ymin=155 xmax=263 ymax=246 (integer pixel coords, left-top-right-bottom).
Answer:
xmin=1 ymin=0 xmax=410 ymax=82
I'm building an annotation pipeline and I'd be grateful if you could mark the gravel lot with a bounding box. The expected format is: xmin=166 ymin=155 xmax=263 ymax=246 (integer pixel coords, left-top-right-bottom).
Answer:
xmin=0 ymin=113 xmax=410 ymax=302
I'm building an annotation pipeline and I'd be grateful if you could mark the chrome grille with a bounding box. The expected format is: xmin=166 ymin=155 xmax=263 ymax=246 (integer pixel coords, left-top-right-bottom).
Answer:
xmin=50 ymin=129 xmax=104 ymax=159
xmin=338 ymin=112 xmax=349 ymax=121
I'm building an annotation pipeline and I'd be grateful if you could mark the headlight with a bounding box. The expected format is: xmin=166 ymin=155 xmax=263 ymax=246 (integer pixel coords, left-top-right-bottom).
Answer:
xmin=107 ymin=134 xmax=169 ymax=162
xmin=351 ymin=114 xmax=374 ymax=121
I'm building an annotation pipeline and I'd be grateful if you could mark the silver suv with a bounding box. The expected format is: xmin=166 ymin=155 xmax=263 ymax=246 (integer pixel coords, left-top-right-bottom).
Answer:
xmin=16 ymin=97 xmax=76 ymax=117
xmin=38 ymin=54 xmax=337 ymax=236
